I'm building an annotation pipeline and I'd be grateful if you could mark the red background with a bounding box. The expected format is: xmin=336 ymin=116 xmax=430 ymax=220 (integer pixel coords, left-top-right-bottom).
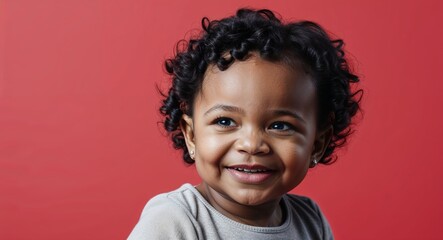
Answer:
xmin=1 ymin=0 xmax=443 ymax=239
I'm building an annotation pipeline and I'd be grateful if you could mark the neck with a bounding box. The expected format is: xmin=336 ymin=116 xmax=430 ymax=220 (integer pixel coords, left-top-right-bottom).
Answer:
xmin=196 ymin=182 xmax=284 ymax=227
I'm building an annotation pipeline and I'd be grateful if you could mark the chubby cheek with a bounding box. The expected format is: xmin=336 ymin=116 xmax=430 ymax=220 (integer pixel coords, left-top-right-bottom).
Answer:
xmin=278 ymin=143 xmax=312 ymax=187
xmin=193 ymin=134 xmax=234 ymax=189
xmin=194 ymin=131 xmax=232 ymax=167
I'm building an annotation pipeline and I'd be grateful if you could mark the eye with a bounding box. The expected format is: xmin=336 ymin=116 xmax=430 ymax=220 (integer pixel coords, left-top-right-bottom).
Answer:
xmin=214 ymin=117 xmax=236 ymax=128
xmin=269 ymin=121 xmax=294 ymax=132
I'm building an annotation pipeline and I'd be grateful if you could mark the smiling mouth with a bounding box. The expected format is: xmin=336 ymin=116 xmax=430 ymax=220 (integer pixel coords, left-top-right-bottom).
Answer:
xmin=225 ymin=165 xmax=274 ymax=183
xmin=230 ymin=167 xmax=270 ymax=173
xmin=226 ymin=164 xmax=273 ymax=174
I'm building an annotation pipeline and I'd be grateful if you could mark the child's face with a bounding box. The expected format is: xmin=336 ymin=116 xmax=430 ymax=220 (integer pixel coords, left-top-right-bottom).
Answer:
xmin=181 ymin=54 xmax=327 ymax=207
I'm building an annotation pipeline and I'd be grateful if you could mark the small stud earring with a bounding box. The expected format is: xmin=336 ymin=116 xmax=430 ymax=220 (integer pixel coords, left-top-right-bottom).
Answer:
xmin=189 ymin=150 xmax=195 ymax=159
xmin=312 ymin=159 xmax=318 ymax=167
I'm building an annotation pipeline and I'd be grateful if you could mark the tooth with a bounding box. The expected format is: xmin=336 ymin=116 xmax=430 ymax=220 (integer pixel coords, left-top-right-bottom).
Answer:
xmin=232 ymin=167 xmax=270 ymax=173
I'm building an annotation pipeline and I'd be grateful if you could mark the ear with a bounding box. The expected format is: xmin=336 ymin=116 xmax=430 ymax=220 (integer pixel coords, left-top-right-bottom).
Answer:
xmin=180 ymin=114 xmax=195 ymax=153
xmin=310 ymin=125 xmax=333 ymax=168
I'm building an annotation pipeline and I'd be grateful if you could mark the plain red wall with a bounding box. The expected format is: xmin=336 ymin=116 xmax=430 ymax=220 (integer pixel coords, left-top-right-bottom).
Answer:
xmin=1 ymin=0 xmax=443 ymax=239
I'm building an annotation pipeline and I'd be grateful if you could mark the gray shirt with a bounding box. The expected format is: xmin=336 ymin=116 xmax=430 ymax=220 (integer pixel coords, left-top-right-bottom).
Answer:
xmin=128 ymin=184 xmax=333 ymax=240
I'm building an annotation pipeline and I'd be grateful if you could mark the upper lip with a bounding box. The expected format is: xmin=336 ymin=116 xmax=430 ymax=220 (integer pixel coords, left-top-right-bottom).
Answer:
xmin=226 ymin=164 xmax=273 ymax=171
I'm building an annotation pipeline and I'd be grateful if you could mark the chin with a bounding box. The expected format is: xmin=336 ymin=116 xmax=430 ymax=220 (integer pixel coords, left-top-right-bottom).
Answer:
xmin=230 ymin=190 xmax=280 ymax=206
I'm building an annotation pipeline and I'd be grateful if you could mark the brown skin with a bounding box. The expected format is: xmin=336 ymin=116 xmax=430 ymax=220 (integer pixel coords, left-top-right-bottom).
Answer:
xmin=180 ymin=53 xmax=331 ymax=227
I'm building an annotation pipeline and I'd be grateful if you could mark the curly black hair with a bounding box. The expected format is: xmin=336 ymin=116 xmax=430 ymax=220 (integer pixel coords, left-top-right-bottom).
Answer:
xmin=160 ymin=8 xmax=362 ymax=165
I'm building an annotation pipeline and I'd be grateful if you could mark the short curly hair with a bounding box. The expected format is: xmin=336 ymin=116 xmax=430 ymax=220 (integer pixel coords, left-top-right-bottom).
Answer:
xmin=160 ymin=8 xmax=362 ymax=165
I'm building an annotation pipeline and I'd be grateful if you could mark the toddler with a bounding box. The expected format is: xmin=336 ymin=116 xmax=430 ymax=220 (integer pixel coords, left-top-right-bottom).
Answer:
xmin=129 ymin=8 xmax=361 ymax=240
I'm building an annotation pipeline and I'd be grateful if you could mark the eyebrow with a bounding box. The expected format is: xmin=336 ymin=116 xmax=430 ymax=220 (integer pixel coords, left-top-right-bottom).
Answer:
xmin=271 ymin=109 xmax=306 ymax=124
xmin=204 ymin=104 xmax=245 ymax=116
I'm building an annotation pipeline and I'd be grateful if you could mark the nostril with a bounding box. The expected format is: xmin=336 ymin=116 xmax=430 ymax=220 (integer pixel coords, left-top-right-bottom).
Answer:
xmin=234 ymin=134 xmax=271 ymax=155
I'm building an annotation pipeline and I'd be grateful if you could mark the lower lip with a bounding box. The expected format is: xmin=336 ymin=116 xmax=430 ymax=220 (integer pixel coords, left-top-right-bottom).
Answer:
xmin=226 ymin=168 xmax=273 ymax=184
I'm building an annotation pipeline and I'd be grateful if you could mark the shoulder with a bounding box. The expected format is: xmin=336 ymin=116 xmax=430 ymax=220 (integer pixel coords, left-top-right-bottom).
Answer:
xmin=284 ymin=194 xmax=322 ymax=214
xmin=284 ymin=194 xmax=334 ymax=240
xmin=128 ymin=184 xmax=202 ymax=240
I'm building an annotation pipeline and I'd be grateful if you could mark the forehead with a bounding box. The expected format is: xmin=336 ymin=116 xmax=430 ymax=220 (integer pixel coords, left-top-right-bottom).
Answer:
xmin=196 ymin=55 xmax=317 ymax=115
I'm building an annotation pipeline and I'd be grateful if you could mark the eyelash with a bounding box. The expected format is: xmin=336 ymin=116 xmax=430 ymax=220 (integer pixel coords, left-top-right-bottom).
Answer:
xmin=214 ymin=117 xmax=236 ymax=128
xmin=268 ymin=121 xmax=295 ymax=132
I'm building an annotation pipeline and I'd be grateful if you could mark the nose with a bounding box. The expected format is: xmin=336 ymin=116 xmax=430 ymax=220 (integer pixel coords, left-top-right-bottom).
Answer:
xmin=234 ymin=127 xmax=270 ymax=155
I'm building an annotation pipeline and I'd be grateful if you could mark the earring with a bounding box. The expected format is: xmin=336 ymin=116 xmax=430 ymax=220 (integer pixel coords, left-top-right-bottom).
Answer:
xmin=189 ymin=150 xmax=195 ymax=159
xmin=311 ymin=159 xmax=318 ymax=167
